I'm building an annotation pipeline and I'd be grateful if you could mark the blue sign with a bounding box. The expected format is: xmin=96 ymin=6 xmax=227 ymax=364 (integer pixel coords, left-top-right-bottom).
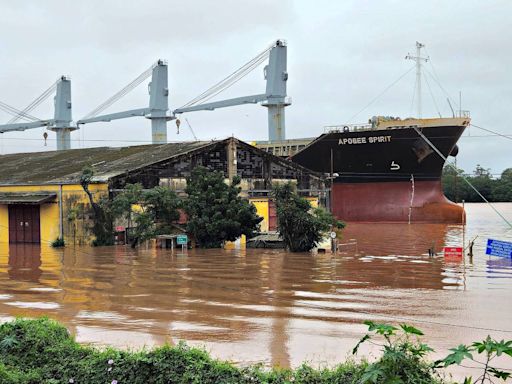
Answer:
xmin=486 ymin=238 xmax=512 ymax=258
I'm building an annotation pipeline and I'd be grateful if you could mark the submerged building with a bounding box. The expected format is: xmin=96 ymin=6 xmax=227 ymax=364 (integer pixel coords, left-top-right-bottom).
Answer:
xmin=0 ymin=137 xmax=325 ymax=245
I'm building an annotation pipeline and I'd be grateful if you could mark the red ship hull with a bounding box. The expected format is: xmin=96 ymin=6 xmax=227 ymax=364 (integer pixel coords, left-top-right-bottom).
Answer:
xmin=331 ymin=180 xmax=465 ymax=223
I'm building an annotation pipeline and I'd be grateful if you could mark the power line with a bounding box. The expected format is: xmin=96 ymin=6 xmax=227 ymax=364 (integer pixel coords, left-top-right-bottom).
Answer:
xmin=470 ymin=123 xmax=512 ymax=142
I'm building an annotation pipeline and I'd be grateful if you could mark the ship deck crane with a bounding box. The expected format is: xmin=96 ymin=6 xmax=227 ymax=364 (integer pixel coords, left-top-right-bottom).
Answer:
xmin=0 ymin=76 xmax=76 ymax=150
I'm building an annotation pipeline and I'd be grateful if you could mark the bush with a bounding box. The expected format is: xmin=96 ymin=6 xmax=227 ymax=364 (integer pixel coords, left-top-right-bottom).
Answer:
xmin=50 ymin=238 xmax=65 ymax=248
xmin=0 ymin=318 xmax=363 ymax=384
xmin=6 ymin=318 xmax=508 ymax=384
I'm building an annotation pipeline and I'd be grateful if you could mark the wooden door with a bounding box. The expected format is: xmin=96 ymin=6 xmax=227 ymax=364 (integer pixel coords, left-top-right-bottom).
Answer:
xmin=268 ymin=200 xmax=278 ymax=231
xmin=8 ymin=205 xmax=40 ymax=244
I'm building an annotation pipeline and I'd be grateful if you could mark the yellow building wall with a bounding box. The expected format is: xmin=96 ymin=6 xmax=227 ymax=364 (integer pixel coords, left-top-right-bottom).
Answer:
xmin=0 ymin=183 xmax=108 ymax=245
xmin=249 ymin=197 xmax=319 ymax=234
xmin=0 ymin=205 xmax=8 ymax=243
xmin=306 ymin=197 xmax=319 ymax=208
xmin=250 ymin=198 xmax=270 ymax=232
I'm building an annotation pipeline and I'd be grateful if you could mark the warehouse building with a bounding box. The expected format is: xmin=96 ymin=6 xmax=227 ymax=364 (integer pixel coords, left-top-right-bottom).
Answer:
xmin=0 ymin=137 xmax=326 ymax=245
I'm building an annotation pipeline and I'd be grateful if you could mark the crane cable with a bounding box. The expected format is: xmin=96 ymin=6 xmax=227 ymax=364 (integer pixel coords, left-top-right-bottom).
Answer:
xmin=184 ymin=118 xmax=198 ymax=141
xmin=82 ymin=62 xmax=157 ymax=120
xmin=181 ymin=45 xmax=271 ymax=107
xmin=412 ymin=125 xmax=512 ymax=229
xmin=0 ymin=100 xmax=41 ymax=122
xmin=7 ymin=79 xmax=58 ymax=124
xmin=179 ymin=50 xmax=269 ymax=108
xmin=179 ymin=43 xmax=273 ymax=109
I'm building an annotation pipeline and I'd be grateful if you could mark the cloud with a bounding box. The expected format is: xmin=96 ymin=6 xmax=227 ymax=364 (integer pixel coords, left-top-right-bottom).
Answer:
xmin=0 ymin=0 xmax=510 ymax=174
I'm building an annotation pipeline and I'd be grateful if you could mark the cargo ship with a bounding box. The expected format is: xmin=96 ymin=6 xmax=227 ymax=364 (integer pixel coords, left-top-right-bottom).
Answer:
xmin=257 ymin=42 xmax=470 ymax=224
xmin=290 ymin=116 xmax=470 ymax=223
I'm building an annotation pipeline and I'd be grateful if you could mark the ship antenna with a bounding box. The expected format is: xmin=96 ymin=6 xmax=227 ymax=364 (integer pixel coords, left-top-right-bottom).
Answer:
xmin=406 ymin=42 xmax=429 ymax=118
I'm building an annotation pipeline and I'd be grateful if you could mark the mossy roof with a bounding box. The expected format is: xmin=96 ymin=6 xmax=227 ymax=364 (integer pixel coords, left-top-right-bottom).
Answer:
xmin=0 ymin=141 xmax=214 ymax=186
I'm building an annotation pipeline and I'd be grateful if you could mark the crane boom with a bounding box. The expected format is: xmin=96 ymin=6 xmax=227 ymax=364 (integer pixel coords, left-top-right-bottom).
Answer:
xmin=174 ymin=94 xmax=267 ymax=114
xmin=78 ymin=108 xmax=150 ymax=124
xmin=0 ymin=120 xmax=53 ymax=133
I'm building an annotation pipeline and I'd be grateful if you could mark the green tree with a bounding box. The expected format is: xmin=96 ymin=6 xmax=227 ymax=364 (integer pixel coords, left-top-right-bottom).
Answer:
xmin=441 ymin=164 xmax=466 ymax=202
xmin=467 ymin=164 xmax=493 ymax=202
xmin=442 ymin=164 xmax=512 ymax=203
xmin=144 ymin=186 xmax=181 ymax=233
xmin=111 ymin=183 xmax=144 ymax=230
xmin=112 ymin=184 xmax=180 ymax=247
xmin=272 ymin=183 xmax=344 ymax=252
xmin=492 ymin=168 xmax=512 ymax=202
xmin=183 ymin=167 xmax=262 ymax=248
xmin=80 ymin=166 xmax=114 ymax=246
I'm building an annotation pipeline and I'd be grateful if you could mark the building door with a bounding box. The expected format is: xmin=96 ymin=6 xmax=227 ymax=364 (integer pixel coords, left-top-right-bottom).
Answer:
xmin=268 ymin=200 xmax=278 ymax=231
xmin=8 ymin=205 xmax=41 ymax=244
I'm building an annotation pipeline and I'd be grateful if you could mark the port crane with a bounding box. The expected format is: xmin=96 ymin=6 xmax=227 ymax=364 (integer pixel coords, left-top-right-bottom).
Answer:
xmin=173 ymin=39 xmax=290 ymax=142
xmin=0 ymin=39 xmax=289 ymax=151
xmin=0 ymin=76 xmax=75 ymax=150
xmin=78 ymin=39 xmax=290 ymax=144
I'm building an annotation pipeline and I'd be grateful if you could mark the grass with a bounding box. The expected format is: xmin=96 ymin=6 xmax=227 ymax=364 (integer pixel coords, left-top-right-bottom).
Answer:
xmin=0 ymin=317 xmax=446 ymax=384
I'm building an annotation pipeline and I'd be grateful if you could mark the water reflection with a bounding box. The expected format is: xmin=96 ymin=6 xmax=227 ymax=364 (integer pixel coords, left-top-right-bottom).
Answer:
xmin=8 ymin=245 xmax=42 ymax=282
xmin=0 ymin=203 xmax=511 ymax=374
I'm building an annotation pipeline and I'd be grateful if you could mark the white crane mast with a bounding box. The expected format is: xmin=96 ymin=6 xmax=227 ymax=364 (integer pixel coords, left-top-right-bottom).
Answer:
xmin=1 ymin=39 xmax=290 ymax=151
xmin=0 ymin=76 xmax=76 ymax=150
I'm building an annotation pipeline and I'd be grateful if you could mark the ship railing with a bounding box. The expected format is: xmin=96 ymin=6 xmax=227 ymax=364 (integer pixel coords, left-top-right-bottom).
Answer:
xmin=458 ymin=110 xmax=470 ymax=118
xmin=323 ymin=124 xmax=374 ymax=133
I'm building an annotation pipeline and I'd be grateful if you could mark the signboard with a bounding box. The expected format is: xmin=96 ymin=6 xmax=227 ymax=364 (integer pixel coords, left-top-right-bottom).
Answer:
xmin=176 ymin=234 xmax=188 ymax=245
xmin=444 ymin=247 xmax=463 ymax=259
xmin=486 ymin=239 xmax=512 ymax=257
xmin=330 ymin=231 xmax=337 ymax=239
xmin=115 ymin=226 xmax=125 ymax=232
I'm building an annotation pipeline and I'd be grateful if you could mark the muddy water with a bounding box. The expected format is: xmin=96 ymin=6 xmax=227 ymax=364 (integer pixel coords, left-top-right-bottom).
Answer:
xmin=1 ymin=203 xmax=511 ymax=378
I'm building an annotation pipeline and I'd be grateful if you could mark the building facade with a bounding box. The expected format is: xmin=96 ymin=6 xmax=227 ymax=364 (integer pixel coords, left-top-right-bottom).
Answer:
xmin=0 ymin=137 xmax=326 ymax=245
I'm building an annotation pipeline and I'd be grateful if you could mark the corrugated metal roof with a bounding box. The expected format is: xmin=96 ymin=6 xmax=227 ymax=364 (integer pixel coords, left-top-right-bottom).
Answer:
xmin=0 ymin=192 xmax=57 ymax=204
xmin=0 ymin=141 xmax=213 ymax=185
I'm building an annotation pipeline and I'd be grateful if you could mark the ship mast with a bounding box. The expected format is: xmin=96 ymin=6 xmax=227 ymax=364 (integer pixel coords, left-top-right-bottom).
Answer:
xmin=406 ymin=42 xmax=429 ymax=118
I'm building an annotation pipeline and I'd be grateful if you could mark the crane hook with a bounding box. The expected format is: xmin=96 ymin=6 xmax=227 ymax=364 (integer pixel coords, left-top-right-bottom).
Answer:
xmin=176 ymin=118 xmax=181 ymax=134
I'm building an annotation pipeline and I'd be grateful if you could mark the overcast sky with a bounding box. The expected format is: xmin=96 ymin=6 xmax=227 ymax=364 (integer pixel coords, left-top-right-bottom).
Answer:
xmin=0 ymin=0 xmax=510 ymax=175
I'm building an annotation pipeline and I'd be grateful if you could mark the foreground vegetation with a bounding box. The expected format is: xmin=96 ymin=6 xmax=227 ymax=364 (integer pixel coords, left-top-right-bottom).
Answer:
xmin=1 ymin=318 xmax=510 ymax=383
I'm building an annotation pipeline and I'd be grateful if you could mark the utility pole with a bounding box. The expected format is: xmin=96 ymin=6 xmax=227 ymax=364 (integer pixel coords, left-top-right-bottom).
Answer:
xmin=406 ymin=42 xmax=429 ymax=118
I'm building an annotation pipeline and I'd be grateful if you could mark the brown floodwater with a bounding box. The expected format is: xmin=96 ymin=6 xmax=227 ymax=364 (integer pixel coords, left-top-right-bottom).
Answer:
xmin=1 ymin=203 xmax=512 ymax=379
